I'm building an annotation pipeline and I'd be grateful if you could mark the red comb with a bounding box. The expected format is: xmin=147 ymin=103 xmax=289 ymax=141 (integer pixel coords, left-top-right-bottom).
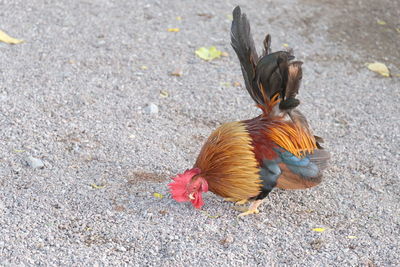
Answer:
xmin=168 ymin=168 xmax=201 ymax=202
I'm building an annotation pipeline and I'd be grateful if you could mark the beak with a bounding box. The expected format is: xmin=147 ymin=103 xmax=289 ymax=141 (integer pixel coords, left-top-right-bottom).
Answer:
xmin=188 ymin=193 xmax=195 ymax=200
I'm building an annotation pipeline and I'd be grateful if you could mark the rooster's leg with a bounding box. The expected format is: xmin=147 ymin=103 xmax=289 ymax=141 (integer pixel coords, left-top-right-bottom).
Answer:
xmin=224 ymin=198 xmax=248 ymax=205
xmin=238 ymin=199 xmax=264 ymax=217
xmin=235 ymin=199 xmax=248 ymax=205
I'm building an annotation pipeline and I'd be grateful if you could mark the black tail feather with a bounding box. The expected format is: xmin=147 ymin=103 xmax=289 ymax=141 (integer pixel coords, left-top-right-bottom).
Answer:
xmin=231 ymin=6 xmax=305 ymax=112
xmin=255 ymin=51 xmax=293 ymax=101
xmin=262 ymin=34 xmax=272 ymax=57
xmin=231 ymin=6 xmax=262 ymax=104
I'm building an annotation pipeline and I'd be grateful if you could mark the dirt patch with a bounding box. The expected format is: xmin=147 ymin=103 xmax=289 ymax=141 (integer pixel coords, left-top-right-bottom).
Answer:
xmin=300 ymin=0 xmax=400 ymax=71
xmin=127 ymin=171 xmax=167 ymax=185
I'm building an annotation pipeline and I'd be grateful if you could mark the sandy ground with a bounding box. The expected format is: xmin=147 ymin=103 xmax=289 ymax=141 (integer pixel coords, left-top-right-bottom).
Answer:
xmin=0 ymin=0 xmax=399 ymax=265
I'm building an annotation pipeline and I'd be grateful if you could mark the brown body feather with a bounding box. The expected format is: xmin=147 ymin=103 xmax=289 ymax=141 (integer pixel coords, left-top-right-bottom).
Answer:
xmin=194 ymin=122 xmax=262 ymax=201
xmin=276 ymin=164 xmax=320 ymax=189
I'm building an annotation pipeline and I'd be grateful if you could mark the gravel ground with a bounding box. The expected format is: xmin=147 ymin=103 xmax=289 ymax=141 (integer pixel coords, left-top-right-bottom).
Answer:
xmin=1 ymin=0 xmax=399 ymax=266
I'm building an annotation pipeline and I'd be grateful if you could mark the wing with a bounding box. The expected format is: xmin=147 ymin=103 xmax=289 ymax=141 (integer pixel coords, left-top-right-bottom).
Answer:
xmin=275 ymin=148 xmax=329 ymax=189
xmin=257 ymin=147 xmax=330 ymax=194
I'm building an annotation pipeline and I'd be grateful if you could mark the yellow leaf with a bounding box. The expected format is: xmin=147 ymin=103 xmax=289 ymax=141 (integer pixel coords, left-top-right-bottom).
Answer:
xmin=0 ymin=30 xmax=24 ymax=44
xmin=282 ymin=43 xmax=289 ymax=47
xmin=159 ymin=90 xmax=169 ymax=98
xmin=396 ymin=28 xmax=400 ymax=33
xmin=195 ymin=46 xmax=222 ymax=61
xmin=226 ymin=14 xmax=233 ymax=20
xmin=140 ymin=65 xmax=148 ymax=70
xmin=167 ymin=28 xmax=180 ymax=32
xmin=91 ymin=184 xmax=105 ymax=189
xmin=220 ymin=82 xmax=231 ymax=87
xmin=367 ymin=62 xmax=390 ymax=77
xmin=176 ymin=16 xmax=182 ymax=21
xmin=347 ymin=235 xmax=357 ymax=239
xmin=312 ymin=228 xmax=326 ymax=232
xmin=376 ymin=19 xmax=386 ymax=25
xmin=13 ymin=149 xmax=26 ymax=153
xmin=153 ymin=192 xmax=163 ymax=199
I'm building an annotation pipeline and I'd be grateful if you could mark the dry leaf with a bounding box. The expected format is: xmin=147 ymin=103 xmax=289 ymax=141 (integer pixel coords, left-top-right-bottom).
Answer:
xmin=153 ymin=192 xmax=163 ymax=199
xmin=167 ymin=28 xmax=180 ymax=32
xmin=396 ymin=28 xmax=400 ymax=33
xmin=221 ymin=51 xmax=229 ymax=57
xmin=114 ymin=205 xmax=126 ymax=212
xmin=159 ymin=90 xmax=169 ymax=98
xmin=367 ymin=62 xmax=390 ymax=77
xmin=233 ymin=81 xmax=241 ymax=87
xmin=170 ymin=68 xmax=183 ymax=76
xmin=197 ymin=13 xmax=213 ymax=19
xmin=159 ymin=210 xmax=168 ymax=215
xmin=0 ymin=30 xmax=24 ymax=44
xmin=226 ymin=14 xmax=233 ymax=20
xmin=13 ymin=149 xmax=26 ymax=153
xmin=195 ymin=46 xmax=222 ymax=61
xmin=282 ymin=43 xmax=289 ymax=47
xmin=140 ymin=65 xmax=148 ymax=70
xmin=91 ymin=184 xmax=105 ymax=189
xmin=376 ymin=19 xmax=386 ymax=25
xmin=312 ymin=228 xmax=326 ymax=232
xmin=200 ymin=210 xmax=220 ymax=218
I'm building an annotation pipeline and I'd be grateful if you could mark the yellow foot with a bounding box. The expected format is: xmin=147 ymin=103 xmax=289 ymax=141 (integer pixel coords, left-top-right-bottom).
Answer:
xmin=237 ymin=199 xmax=264 ymax=217
xmin=235 ymin=199 xmax=248 ymax=205
xmin=224 ymin=198 xmax=248 ymax=205
xmin=238 ymin=208 xmax=260 ymax=217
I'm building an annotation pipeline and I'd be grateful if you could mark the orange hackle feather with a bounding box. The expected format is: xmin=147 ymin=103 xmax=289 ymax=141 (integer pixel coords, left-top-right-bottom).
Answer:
xmin=267 ymin=121 xmax=317 ymax=158
xmin=194 ymin=122 xmax=262 ymax=201
xmin=258 ymin=92 xmax=317 ymax=158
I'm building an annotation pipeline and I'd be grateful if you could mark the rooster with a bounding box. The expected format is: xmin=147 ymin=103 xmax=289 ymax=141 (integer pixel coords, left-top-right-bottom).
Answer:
xmin=168 ymin=6 xmax=330 ymax=216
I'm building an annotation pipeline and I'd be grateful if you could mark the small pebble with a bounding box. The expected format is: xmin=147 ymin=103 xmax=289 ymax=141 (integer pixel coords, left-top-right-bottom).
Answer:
xmin=25 ymin=156 xmax=44 ymax=169
xmin=143 ymin=103 xmax=159 ymax=114
xmin=116 ymin=245 xmax=127 ymax=252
